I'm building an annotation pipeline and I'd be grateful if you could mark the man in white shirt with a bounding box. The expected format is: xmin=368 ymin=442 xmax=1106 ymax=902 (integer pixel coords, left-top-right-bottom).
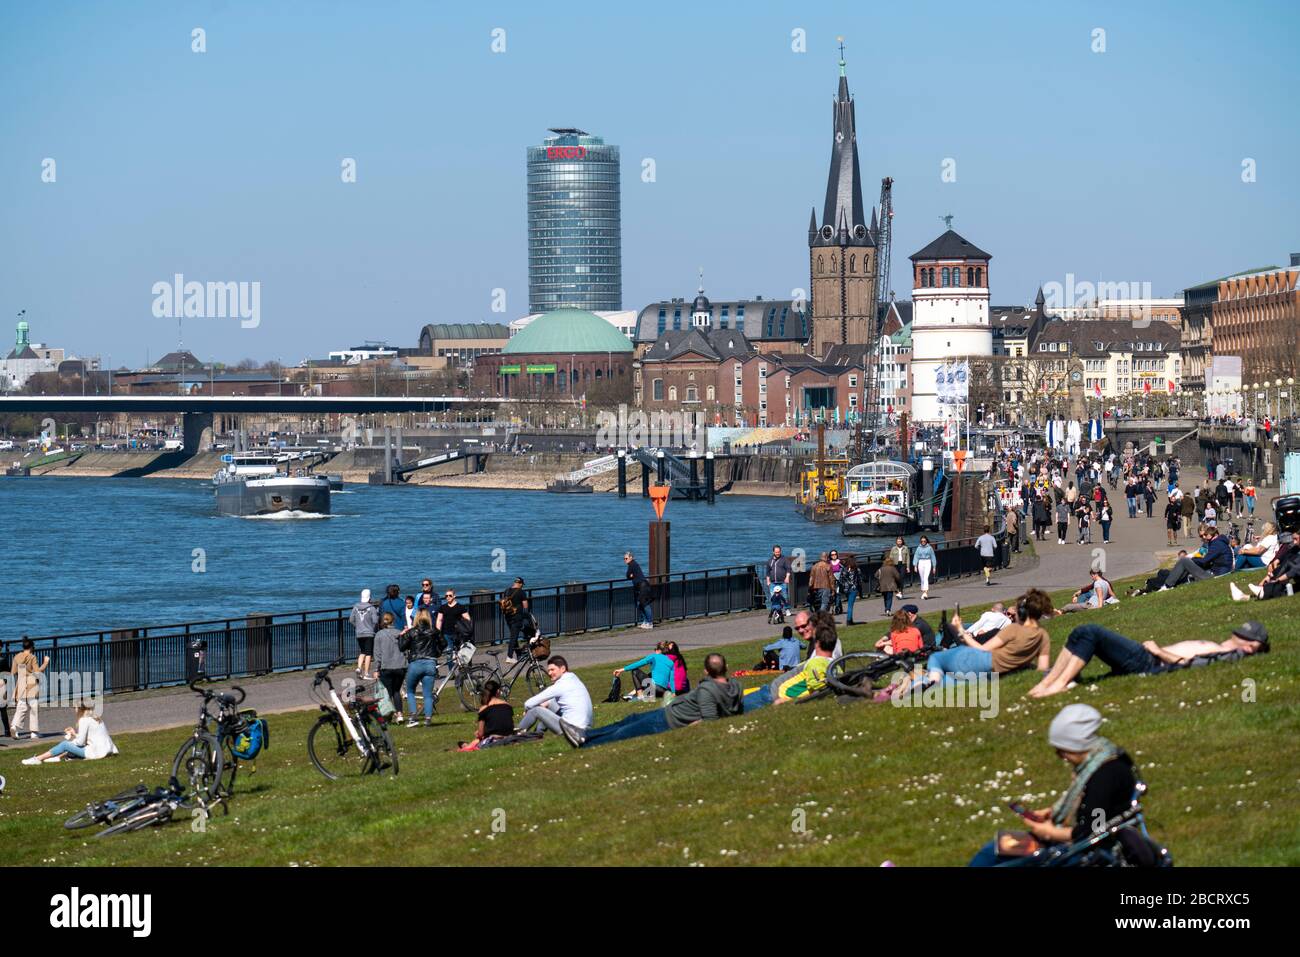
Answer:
xmin=976 ymin=525 xmax=999 ymax=586
xmin=965 ymin=602 xmax=1011 ymax=639
xmin=517 ymin=656 xmax=593 ymax=746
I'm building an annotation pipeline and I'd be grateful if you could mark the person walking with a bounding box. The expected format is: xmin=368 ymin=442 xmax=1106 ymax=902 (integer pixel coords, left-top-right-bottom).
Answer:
xmin=379 ymin=584 xmax=406 ymax=628
xmin=1180 ymin=487 xmax=1196 ymax=541
xmin=399 ymin=609 xmax=442 ymax=727
xmin=914 ymin=536 xmax=937 ymax=600
xmin=808 ymin=552 xmax=835 ymax=613
xmin=500 ymin=577 xmax=530 ymax=663
xmin=841 ymin=553 xmax=862 ymax=624
xmin=1099 ymin=500 xmax=1113 ymax=545
xmin=976 ymin=525 xmax=998 ymax=586
xmin=888 ymin=537 xmax=911 ymax=598
xmin=349 ymin=589 xmax=379 ymax=678
xmin=1164 ymin=494 xmax=1182 ymax=547
xmin=10 ymin=638 xmax=50 ymax=739
xmin=875 ymin=556 xmax=901 ymax=615
xmin=1055 ymin=497 xmax=1070 ymax=545
xmin=371 ymin=612 xmax=408 ymax=724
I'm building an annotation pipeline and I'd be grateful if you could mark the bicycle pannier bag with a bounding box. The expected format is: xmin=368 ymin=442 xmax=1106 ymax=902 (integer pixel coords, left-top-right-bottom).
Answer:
xmin=230 ymin=709 xmax=269 ymax=761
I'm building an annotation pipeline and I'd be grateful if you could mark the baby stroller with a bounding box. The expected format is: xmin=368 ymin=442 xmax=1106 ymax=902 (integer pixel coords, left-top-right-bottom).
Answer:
xmin=768 ymin=584 xmax=790 ymax=625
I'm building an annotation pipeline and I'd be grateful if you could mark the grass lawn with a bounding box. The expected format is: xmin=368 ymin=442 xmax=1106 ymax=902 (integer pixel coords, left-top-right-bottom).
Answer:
xmin=2 ymin=571 xmax=1297 ymax=866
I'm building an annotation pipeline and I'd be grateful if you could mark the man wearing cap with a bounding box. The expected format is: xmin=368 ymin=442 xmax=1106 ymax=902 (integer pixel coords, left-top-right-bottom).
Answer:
xmin=1028 ymin=621 xmax=1269 ymax=698
xmin=900 ymin=604 xmax=935 ymax=649
xmin=969 ymin=703 xmax=1139 ymax=865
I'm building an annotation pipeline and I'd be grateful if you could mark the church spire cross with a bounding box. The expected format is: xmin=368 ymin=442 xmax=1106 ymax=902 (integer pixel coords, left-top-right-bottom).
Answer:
xmin=941 ymin=213 xmax=954 ymax=229
xmin=837 ymin=37 xmax=846 ymax=76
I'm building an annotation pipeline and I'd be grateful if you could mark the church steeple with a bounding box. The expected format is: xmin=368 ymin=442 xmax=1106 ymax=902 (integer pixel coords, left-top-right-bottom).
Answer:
xmin=815 ymin=44 xmax=871 ymax=249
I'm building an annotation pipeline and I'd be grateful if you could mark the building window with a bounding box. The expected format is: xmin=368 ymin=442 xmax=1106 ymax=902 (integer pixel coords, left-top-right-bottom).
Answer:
xmin=941 ymin=267 xmax=950 ymax=287
xmin=686 ymin=387 xmax=698 ymax=402
xmin=668 ymin=386 xmax=677 ymax=401
xmin=848 ymin=374 xmax=858 ymax=388
xmin=975 ymin=267 xmax=982 ymax=286
xmin=707 ymin=385 xmax=715 ymax=401
xmin=952 ymin=268 xmax=960 ymax=288
xmin=652 ymin=378 xmax=663 ymax=401
xmin=920 ymin=269 xmax=929 ymax=288
xmin=966 ymin=267 xmax=974 ymax=286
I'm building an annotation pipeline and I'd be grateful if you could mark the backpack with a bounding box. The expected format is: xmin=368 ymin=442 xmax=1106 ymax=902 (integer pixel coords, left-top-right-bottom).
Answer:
xmin=230 ymin=710 xmax=269 ymax=761
xmin=452 ymin=613 xmax=474 ymax=639
xmin=603 ymin=674 xmax=622 ymax=703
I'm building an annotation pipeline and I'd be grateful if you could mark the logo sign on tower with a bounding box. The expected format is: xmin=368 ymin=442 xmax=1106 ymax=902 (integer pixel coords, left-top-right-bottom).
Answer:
xmin=546 ymin=146 xmax=587 ymax=160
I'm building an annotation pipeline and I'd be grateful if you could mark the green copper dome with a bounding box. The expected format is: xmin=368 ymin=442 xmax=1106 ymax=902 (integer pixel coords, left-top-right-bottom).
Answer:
xmin=504 ymin=309 xmax=633 ymax=355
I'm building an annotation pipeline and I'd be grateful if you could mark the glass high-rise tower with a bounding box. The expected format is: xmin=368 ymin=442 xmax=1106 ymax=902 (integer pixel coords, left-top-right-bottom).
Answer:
xmin=527 ymin=128 xmax=621 ymax=313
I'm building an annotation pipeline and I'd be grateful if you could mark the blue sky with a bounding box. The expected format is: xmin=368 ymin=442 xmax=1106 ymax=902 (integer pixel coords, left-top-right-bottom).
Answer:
xmin=2 ymin=0 xmax=1297 ymax=367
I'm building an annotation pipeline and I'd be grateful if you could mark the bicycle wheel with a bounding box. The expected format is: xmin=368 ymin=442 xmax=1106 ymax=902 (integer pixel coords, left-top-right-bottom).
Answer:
xmin=457 ymin=664 xmax=495 ymax=711
xmin=64 ymin=785 xmax=151 ymax=830
xmin=171 ymin=733 xmax=223 ymax=807
xmin=825 ymin=652 xmax=894 ymax=697
xmin=523 ymin=662 xmax=549 ymax=698
xmin=359 ymin=710 xmax=398 ymax=776
xmin=308 ymin=713 xmax=366 ymax=780
xmin=95 ymin=800 xmax=175 ymax=838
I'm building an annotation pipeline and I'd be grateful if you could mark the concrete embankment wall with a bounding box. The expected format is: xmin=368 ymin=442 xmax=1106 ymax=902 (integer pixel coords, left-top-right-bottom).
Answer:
xmin=20 ymin=445 xmax=803 ymax=499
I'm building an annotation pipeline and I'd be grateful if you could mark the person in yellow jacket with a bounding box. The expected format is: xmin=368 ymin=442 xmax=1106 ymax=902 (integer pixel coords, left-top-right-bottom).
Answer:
xmin=742 ymin=628 xmax=836 ymax=712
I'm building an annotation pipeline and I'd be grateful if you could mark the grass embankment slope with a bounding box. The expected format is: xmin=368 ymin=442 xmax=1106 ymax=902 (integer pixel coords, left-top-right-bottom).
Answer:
xmin=2 ymin=572 xmax=1297 ymax=866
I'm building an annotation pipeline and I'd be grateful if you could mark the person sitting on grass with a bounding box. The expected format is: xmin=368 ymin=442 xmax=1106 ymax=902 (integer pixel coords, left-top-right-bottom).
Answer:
xmin=22 ymin=702 xmax=117 ymax=765
xmin=614 ymin=642 xmax=676 ymax=701
xmin=574 ymin=653 xmax=743 ymax=749
xmin=1159 ymin=523 xmax=1233 ymax=589
xmin=744 ymin=626 xmax=838 ymax=712
xmin=1027 ymin=621 xmax=1269 ymax=698
xmin=874 ymin=609 xmax=924 ymax=655
xmin=663 ymin=640 xmax=690 ymax=694
xmin=969 ymin=704 xmax=1137 ymax=866
xmin=888 ymin=589 xmax=1053 ymax=699
xmin=900 ymin=604 xmax=936 ymax=648
xmin=518 ymin=656 xmax=593 ymax=747
xmin=1231 ymin=531 xmax=1300 ymax=602
xmin=1056 ymin=568 xmax=1114 ymax=614
xmin=762 ymin=626 xmax=805 ymax=671
xmin=458 ymin=679 xmax=515 ymax=751
xmin=1232 ymin=522 xmax=1279 ymax=572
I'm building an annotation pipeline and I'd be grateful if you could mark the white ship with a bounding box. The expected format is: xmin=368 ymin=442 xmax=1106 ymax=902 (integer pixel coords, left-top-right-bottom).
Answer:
xmin=841 ymin=460 xmax=918 ymax=536
xmin=213 ymin=453 xmax=331 ymax=516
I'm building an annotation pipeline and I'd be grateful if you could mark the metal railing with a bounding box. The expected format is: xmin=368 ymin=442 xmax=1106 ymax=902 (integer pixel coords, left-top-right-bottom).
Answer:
xmin=1 ymin=534 xmax=1009 ymax=696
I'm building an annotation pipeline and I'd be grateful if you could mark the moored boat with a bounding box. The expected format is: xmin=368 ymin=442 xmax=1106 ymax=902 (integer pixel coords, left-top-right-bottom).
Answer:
xmin=842 ymin=460 xmax=918 ymax=536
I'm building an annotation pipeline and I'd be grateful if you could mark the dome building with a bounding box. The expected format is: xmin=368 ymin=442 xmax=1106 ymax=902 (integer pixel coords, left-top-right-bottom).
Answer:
xmin=472 ymin=307 xmax=634 ymax=399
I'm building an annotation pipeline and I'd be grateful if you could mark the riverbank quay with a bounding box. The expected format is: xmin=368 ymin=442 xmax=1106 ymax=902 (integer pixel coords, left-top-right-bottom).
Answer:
xmin=0 ymin=499 xmax=1194 ymax=745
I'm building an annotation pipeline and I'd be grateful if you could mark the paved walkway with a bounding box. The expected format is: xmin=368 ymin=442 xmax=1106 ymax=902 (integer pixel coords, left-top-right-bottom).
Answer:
xmin=0 ymin=470 xmax=1201 ymax=749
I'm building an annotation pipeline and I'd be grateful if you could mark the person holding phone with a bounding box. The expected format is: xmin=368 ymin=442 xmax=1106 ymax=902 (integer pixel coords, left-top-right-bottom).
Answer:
xmin=969 ymin=704 xmax=1138 ymax=866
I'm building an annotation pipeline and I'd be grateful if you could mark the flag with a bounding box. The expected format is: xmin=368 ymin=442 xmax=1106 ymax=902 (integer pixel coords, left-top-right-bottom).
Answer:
xmin=1167 ymin=380 xmax=1175 ymax=394
xmin=1143 ymin=379 xmax=1152 ymax=395
xmin=1094 ymin=381 xmax=1102 ymax=399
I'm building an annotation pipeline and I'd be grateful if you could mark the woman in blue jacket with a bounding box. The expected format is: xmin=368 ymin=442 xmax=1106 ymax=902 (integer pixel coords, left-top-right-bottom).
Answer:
xmin=614 ymin=643 xmax=676 ymax=700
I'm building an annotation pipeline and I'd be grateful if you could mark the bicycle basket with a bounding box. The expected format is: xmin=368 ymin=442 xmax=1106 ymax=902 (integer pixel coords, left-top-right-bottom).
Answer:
xmin=529 ymin=636 xmax=551 ymax=659
xmin=456 ymin=641 xmax=477 ymax=667
xmin=229 ymin=709 xmax=269 ymax=761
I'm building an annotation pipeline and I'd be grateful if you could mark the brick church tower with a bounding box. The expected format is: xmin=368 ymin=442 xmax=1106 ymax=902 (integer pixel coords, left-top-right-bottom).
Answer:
xmin=808 ymin=49 xmax=877 ymax=358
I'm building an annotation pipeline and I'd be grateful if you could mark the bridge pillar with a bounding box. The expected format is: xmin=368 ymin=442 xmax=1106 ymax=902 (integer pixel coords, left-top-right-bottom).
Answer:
xmin=182 ymin=411 xmax=214 ymax=455
xmin=616 ymin=449 xmax=627 ymax=498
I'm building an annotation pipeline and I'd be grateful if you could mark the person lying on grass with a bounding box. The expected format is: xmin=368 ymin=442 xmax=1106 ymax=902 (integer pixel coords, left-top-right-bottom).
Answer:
xmin=969 ymin=703 xmax=1137 ymax=866
xmin=1027 ymin=621 xmax=1269 ymax=699
xmin=571 ymin=653 xmax=743 ymax=749
xmin=744 ymin=625 xmax=838 ymax=712
xmin=884 ymin=588 xmax=1053 ymax=700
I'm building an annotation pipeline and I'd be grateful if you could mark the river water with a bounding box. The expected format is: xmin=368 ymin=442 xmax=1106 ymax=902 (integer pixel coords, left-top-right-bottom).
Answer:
xmin=1 ymin=477 xmax=939 ymax=637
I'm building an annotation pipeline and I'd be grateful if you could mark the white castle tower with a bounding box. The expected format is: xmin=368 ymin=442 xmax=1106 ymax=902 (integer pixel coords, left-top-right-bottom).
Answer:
xmin=908 ymin=224 xmax=993 ymax=424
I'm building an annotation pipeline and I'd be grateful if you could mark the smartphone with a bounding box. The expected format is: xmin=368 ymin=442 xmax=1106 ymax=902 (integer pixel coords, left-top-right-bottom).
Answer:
xmin=1008 ymin=801 xmax=1044 ymax=822
xmin=955 ymin=602 xmax=961 ymax=619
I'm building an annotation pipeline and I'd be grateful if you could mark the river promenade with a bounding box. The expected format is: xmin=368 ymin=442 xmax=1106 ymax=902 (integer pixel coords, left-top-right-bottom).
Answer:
xmin=0 ymin=469 xmax=1208 ymax=746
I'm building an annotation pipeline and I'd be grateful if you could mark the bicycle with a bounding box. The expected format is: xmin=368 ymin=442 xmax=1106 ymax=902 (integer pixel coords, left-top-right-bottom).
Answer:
xmin=471 ymin=640 xmax=549 ymax=702
xmin=410 ymin=640 xmax=492 ymax=714
xmin=307 ymin=656 xmax=398 ymax=779
xmin=65 ymin=777 xmax=192 ymax=837
xmin=171 ymin=681 xmax=247 ymax=809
